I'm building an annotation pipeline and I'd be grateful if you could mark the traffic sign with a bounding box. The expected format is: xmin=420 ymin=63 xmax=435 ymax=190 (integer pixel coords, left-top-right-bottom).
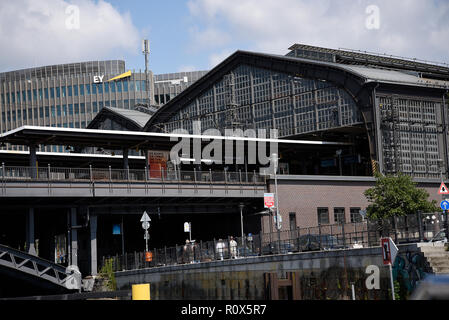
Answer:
xmin=184 ymin=222 xmax=191 ymax=233
xmin=140 ymin=211 xmax=151 ymax=222
xmin=142 ymin=221 xmax=150 ymax=230
xmin=264 ymin=193 xmax=275 ymax=208
xmin=440 ymin=200 xmax=449 ymax=211
xmin=381 ymin=237 xmax=398 ymax=265
xmin=144 ymin=231 xmax=150 ymax=240
xmin=439 ymin=182 xmax=449 ymax=195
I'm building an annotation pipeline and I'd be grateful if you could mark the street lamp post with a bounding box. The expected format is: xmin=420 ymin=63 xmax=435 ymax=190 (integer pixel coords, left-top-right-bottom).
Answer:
xmin=239 ymin=203 xmax=245 ymax=256
xmin=271 ymin=153 xmax=281 ymax=253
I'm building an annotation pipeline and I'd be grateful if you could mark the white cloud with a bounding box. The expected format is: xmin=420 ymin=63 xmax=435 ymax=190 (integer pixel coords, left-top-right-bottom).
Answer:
xmin=178 ymin=65 xmax=197 ymax=72
xmin=209 ymin=49 xmax=235 ymax=68
xmin=0 ymin=0 xmax=141 ymax=72
xmin=187 ymin=0 xmax=449 ymax=65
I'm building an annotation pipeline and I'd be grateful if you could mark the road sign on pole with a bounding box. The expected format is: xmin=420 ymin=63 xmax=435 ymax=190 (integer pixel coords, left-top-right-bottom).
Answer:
xmin=140 ymin=211 xmax=151 ymax=223
xmin=264 ymin=193 xmax=275 ymax=208
xmin=381 ymin=237 xmax=398 ymax=301
xmin=440 ymin=200 xmax=449 ymax=211
xmin=439 ymin=182 xmax=449 ymax=195
xmin=141 ymin=211 xmax=151 ymax=252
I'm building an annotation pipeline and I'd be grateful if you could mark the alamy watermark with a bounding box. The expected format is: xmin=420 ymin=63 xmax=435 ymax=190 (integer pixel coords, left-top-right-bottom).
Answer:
xmin=365 ymin=5 xmax=380 ymax=30
xmin=65 ymin=265 xmax=82 ymax=290
xmin=169 ymin=121 xmax=279 ymax=174
xmin=65 ymin=5 xmax=80 ymax=30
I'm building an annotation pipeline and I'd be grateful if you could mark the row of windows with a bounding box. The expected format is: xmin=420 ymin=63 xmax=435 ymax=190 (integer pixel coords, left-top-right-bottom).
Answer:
xmin=0 ymin=80 xmax=147 ymax=105
xmin=317 ymin=207 xmax=364 ymax=225
xmin=0 ymin=98 xmax=149 ymax=130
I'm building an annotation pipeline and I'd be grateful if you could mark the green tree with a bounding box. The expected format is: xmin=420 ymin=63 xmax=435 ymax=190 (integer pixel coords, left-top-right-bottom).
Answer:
xmin=364 ymin=172 xmax=438 ymax=222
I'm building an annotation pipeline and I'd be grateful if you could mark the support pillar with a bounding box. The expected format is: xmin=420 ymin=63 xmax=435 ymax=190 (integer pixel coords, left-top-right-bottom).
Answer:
xmin=29 ymin=144 xmax=37 ymax=179
xmin=123 ymin=148 xmax=129 ymax=170
xmin=71 ymin=208 xmax=78 ymax=267
xmin=26 ymin=208 xmax=37 ymax=256
xmin=90 ymin=213 xmax=98 ymax=276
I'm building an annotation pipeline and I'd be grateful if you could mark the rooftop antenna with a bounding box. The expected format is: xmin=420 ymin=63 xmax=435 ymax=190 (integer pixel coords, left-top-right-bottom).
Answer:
xmin=142 ymin=39 xmax=150 ymax=106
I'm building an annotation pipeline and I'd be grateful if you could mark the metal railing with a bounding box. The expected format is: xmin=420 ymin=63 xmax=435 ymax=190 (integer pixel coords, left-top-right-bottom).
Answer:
xmin=0 ymin=164 xmax=266 ymax=185
xmin=101 ymin=218 xmax=446 ymax=273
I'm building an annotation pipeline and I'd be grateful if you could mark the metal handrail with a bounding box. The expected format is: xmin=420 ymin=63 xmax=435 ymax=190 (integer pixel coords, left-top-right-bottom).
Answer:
xmin=0 ymin=166 xmax=266 ymax=185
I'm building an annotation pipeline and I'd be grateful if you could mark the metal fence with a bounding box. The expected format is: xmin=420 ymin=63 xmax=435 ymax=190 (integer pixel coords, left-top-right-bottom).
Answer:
xmin=101 ymin=217 xmax=446 ymax=273
xmin=0 ymin=164 xmax=266 ymax=185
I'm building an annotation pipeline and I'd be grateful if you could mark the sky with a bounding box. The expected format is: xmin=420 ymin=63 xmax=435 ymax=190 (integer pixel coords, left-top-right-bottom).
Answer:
xmin=0 ymin=0 xmax=449 ymax=75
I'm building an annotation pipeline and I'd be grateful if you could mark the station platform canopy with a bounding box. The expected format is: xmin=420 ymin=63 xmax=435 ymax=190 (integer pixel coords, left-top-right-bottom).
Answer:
xmin=0 ymin=126 xmax=351 ymax=151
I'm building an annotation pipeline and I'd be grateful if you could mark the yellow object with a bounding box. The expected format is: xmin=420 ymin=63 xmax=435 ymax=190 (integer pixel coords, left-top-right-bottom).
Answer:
xmin=107 ymin=70 xmax=132 ymax=82
xmin=132 ymin=283 xmax=151 ymax=300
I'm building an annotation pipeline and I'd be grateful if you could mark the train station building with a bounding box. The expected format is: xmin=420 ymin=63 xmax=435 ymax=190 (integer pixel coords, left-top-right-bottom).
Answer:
xmin=0 ymin=43 xmax=448 ymax=280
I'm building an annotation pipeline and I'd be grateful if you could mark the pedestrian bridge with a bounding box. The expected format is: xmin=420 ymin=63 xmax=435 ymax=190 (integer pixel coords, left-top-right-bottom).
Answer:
xmin=0 ymin=166 xmax=267 ymax=198
xmin=0 ymin=244 xmax=80 ymax=292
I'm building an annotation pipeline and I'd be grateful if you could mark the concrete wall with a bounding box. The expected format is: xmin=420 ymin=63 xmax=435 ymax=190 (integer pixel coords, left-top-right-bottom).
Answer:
xmin=114 ymin=243 xmax=431 ymax=300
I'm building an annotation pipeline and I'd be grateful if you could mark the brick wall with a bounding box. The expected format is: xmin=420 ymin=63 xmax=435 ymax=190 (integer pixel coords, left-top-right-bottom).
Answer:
xmin=263 ymin=176 xmax=441 ymax=233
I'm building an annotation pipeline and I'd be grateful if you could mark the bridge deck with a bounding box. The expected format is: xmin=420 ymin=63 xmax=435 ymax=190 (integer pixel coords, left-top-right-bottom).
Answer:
xmin=0 ymin=166 xmax=267 ymax=198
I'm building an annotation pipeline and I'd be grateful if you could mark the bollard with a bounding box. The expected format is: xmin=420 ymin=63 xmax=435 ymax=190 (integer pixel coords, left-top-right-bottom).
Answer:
xmin=132 ymin=283 xmax=151 ymax=300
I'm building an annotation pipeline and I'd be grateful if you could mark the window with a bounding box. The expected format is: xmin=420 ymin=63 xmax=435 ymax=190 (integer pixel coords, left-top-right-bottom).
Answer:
xmin=56 ymin=87 xmax=60 ymax=98
xmin=68 ymin=86 xmax=72 ymax=97
xmin=289 ymin=212 xmax=297 ymax=230
xmin=317 ymin=208 xmax=329 ymax=225
xmin=350 ymin=208 xmax=363 ymax=223
xmin=44 ymin=88 xmax=49 ymax=99
xmin=73 ymin=85 xmax=78 ymax=96
xmin=116 ymin=81 xmax=122 ymax=92
xmin=50 ymin=88 xmax=54 ymax=99
xmin=92 ymin=83 xmax=97 ymax=94
xmin=334 ymin=208 xmax=345 ymax=224
xmin=79 ymin=85 xmax=84 ymax=96
xmin=85 ymin=84 xmax=90 ymax=95
xmin=123 ymin=80 xmax=128 ymax=92
xmin=104 ymin=82 xmax=109 ymax=93
xmin=61 ymin=86 xmax=66 ymax=98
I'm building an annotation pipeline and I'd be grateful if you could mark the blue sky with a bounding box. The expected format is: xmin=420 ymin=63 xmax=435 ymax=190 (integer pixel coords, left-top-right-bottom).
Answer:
xmin=105 ymin=1 xmax=206 ymax=74
xmin=0 ymin=0 xmax=448 ymax=74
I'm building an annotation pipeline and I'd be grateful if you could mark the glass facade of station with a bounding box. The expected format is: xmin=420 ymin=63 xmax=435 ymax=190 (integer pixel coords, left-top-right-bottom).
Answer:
xmin=162 ymin=64 xmax=363 ymax=138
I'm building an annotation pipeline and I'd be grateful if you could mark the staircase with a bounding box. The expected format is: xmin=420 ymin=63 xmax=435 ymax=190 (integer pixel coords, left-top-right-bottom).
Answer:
xmin=417 ymin=243 xmax=449 ymax=274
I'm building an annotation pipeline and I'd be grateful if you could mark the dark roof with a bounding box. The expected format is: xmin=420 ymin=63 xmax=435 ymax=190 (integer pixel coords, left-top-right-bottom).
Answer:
xmin=88 ymin=107 xmax=152 ymax=131
xmin=0 ymin=126 xmax=350 ymax=151
xmin=144 ymin=50 xmax=449 ymax=132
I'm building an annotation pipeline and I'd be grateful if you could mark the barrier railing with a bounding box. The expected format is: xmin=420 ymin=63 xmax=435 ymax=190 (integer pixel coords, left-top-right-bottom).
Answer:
xmin=101 ymin=219 xmax=446 ymax=273
xmin=0 ymin=165 xmax=266 ymax=185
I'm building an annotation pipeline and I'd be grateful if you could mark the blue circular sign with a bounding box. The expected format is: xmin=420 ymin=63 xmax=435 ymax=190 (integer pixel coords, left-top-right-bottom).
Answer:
xmin=440 ymin=200 xmax=449 ymax=211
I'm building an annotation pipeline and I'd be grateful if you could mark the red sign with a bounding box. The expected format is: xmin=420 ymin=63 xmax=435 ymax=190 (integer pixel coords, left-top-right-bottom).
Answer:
xmin=264 ymin=193 xmax=275 ymax=208
xmin=148 ymin=150 xmax=169 ymax=179
xmin=439 ymin=182 xmax=449 ymax=195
